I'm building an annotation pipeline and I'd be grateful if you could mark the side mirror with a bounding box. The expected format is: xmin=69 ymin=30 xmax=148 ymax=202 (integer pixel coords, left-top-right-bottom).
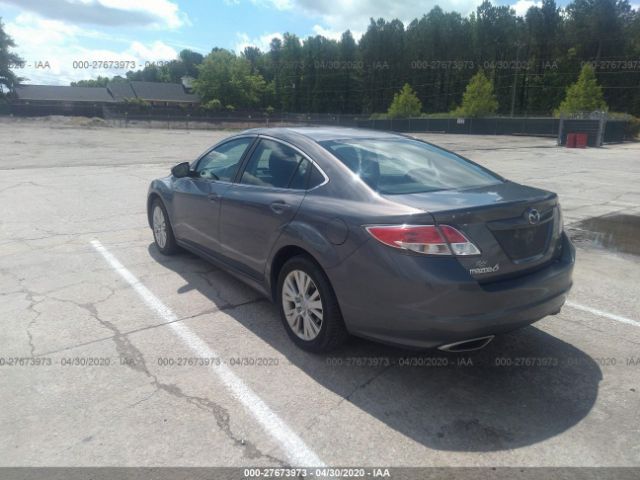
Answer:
xmin=171 ymin=162 xmax=191 ymax=178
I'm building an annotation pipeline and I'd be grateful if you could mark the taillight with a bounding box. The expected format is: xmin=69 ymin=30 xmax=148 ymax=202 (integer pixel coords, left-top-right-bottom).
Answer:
xmin=439 ymin=225 xmax=482 ymax=256
xmin=366 ymin=225 xmax=480 ymax=256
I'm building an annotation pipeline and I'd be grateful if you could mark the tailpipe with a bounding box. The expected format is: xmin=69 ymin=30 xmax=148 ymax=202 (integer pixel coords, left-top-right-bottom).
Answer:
xmin=438 ymin=335 xmax=494 ymax=353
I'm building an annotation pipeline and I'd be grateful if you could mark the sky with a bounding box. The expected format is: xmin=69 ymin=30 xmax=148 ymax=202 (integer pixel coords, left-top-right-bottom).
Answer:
xmin=0 ymin=0 xmax=570 ymax=86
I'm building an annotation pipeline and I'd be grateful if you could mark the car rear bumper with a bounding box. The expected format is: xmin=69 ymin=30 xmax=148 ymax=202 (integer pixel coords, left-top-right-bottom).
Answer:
xmin=326 ymin=232 xmax=575 ymax=349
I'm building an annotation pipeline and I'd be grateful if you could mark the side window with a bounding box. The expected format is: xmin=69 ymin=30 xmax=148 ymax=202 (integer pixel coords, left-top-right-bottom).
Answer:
xmin=195 ymin=137 xmax=253 ymax=181
xmin=289 ymin=159 xmax=312 ymax=190
xmin=240 ymin=139 xmax=304 ymax=189
xmin=307 ymin=165 xmax=326 ymax=189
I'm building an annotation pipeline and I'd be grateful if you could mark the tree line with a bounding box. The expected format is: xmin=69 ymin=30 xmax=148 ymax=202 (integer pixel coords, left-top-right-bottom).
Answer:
xmin=2 ymin=0 xmax=640 ymax=116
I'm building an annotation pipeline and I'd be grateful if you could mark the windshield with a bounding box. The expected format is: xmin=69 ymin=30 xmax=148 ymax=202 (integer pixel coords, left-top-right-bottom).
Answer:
xmin=321 ymin=138 xmax=502 ymax=194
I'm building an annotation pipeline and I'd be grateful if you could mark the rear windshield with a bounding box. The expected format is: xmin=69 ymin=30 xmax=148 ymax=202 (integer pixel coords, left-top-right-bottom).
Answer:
xmin=320 ymin=138 xmax=501 ymax=194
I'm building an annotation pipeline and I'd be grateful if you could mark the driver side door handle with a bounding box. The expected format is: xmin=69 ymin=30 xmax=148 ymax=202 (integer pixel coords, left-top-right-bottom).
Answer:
xmin=270 ymin=201 xmax=291 ymax=214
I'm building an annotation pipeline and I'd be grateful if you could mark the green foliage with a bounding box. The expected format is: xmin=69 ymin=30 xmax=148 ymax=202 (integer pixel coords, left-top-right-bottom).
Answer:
xmin=193 ymin=49 xmax=267 ymax=110
xmin=16 ymin=0 xmax=636 ymax=116
xmin=555 ymin=64 xmax=608 ymax=116
xmin=387 ymin=83 xmax=423 ymax=118
xmin=71 ymin=76 xmax=111 ymax=87
xmin=178 ymin=49 xmax=204 ymax=78
xmin=202 ymin=98 xmax=222 ymax=111
xmin=122 ymin=50 xmax=204 ymax=84
xmin=0 ymin=18 xmax=23 ymax=93
xmin=72 ymin=75 xmax=128 ymax=88
xmin=452 ymin=70 xmax=498 ymax=117
xmin=123 ymin=97 xmax=150 ymax=108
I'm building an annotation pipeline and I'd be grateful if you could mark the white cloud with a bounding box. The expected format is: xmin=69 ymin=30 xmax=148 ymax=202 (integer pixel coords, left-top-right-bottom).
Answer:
xmin=6 ymin=14 xmax=178 ymax=85
xmin=511 ymin=0 xmax=541 ymax=16
xmin=234 ymin=32 xmax=284 ymax=53
xmin=250 ymin=0 xmax=293 ymax=10
xmin=0 ymin=0 xmax=187 ymax=29
xmin=128 ymin=40 xmax=178 ymax=61
xmin=98 ymin=0 xmax=187 ymax=28
xmin=252 ymin=0 xmax=483 ymax=37
xmin=234 ymin=25 xmax=362 ymax=54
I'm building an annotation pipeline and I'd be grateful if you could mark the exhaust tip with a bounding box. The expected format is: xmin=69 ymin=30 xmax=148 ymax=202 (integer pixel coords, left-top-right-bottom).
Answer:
xmin=438 ymin=335 xmax=494 ymax=353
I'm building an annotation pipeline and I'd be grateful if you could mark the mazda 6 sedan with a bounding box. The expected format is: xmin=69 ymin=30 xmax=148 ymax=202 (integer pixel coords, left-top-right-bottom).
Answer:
xmin=147 ymin=127 xmax=575 ymax=352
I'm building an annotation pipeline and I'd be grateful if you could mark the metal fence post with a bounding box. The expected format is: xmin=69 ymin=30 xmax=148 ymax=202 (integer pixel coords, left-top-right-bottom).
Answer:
xmin=557 ymin=116 xmax=564 ymax=146
xmin=596 ymin=112 xmax=606 ymax=147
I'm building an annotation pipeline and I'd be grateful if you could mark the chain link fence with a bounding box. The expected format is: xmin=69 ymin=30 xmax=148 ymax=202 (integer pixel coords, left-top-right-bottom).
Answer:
xmin=2 ymin=103 xmax=635 ymax=144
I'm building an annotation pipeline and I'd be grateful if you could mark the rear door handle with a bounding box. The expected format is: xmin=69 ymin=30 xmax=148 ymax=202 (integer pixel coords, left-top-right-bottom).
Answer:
xmin=207 ymin=192 xmax=220 ymax=202
xmin=270 ymin=201 xmax=291 ymax=214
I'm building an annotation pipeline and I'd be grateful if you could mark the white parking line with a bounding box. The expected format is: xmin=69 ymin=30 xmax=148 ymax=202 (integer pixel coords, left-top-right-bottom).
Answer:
xmin=90 ymin=239 xmax=324 ymax=467
xmin=566 ymin=301 xmax=640 ymax=328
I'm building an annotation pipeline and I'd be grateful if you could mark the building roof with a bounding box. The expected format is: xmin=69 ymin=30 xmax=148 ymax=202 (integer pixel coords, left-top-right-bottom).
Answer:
xmin=129 ymin=81 xmax=199 ymax=103
xmin=14 ymin=85 xmax=115 ymax=103
xmin=106 ymin=82 xmax=136 ymax=101
xmin=13 ymin=81 xmax=200 ymax=105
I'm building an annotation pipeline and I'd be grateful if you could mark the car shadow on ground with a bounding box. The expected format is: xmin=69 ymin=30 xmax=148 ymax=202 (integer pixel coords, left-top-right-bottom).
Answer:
xmin=148 ymin=245 xmax=602 ymax=453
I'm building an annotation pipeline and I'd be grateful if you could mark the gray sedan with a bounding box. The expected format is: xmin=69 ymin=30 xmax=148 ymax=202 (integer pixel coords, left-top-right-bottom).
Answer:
xmin=147 ymin=127 xmax=575 ymax=352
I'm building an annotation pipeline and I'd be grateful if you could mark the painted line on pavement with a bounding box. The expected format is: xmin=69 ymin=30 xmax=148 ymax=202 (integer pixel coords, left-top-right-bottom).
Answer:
xmin=90 ymin=239 xmax=324 ymax=467
xmin=566 ymin=301 xmax=640 ymax=329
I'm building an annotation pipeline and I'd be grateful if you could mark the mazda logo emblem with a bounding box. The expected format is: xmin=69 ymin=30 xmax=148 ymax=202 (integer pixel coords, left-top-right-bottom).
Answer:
xmin=527 ymin=208 xmax=541 ymax=225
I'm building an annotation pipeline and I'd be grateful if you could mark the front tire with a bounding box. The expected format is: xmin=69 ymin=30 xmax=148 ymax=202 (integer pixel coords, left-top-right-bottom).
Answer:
xmin=151 ymin=199 xmax=179 ymax=255
xmin=277 ymin=255 xmax=348 ymax=352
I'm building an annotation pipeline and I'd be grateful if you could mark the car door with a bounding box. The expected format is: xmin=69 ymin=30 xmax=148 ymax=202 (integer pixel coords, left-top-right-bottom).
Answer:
xmin=171 ymin=136 xmax=255 ymax=254
xmin=218 ymin=138 xmax=314 ymax=280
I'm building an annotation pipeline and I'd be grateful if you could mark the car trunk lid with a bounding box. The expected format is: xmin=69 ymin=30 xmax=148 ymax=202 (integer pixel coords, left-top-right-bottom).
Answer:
xmin=385 ymin=181 xmax=564 ymax=281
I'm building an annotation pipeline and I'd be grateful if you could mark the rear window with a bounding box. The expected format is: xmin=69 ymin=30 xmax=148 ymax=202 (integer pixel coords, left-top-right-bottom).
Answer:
xmin=320 ymin=138 xmax=501 ymax=194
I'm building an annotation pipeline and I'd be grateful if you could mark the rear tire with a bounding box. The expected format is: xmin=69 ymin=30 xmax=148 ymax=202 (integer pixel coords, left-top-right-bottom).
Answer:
xmin=151 ymin=199 xmax=179 ymax=255
xmin=277 ymin=255 xmax=348 ymax=353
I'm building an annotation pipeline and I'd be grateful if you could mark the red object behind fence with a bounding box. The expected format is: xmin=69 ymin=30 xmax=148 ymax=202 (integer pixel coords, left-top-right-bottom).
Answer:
xmin=566 ymin=133 xmax=577 ymax=148
xmin=575 ymin=133 xmax=588 ymax=148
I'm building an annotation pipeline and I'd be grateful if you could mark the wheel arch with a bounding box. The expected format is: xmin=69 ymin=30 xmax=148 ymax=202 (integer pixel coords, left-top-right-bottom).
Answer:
xmin=267 ymin=219 xmax=345 ymax=301
xmin=269 ymin=245 xmax=324 ymax=302
xmin=147 ymin=180 xmax=174 ymax=228
xmin=147 ymin=192 xmax=162 ymax=228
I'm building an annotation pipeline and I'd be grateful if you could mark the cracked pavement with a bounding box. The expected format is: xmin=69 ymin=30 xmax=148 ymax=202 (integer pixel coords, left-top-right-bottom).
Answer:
xmin=1 ymin=120 xmax=639 ymax=467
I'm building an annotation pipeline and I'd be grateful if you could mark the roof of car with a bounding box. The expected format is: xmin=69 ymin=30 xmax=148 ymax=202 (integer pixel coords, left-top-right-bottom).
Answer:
xmin=242 ymin=126 xmax=403 ymax=143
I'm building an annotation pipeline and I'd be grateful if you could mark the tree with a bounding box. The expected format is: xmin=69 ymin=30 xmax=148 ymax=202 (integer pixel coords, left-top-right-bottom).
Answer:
xmin=127 ymin=64 xmax=163 ymax=82
xmin=179 ymin=49 xmax=204 ymax=78
xmin=0 ymin=18 xmax=23 ymax=94
xmin=453 ymin=70 xmax=498 ymax=117
xmin=387 ymin=83 xmax=422 ymax=118
xmin=360 ymin=18 xmax=406 ymax=113
xmin=194 ymin=49 xmax=267 ymax=109
xmin=555 ymin=63 xmax=608 ymax=115
xmin=202 ymin=98 xmax=222 ymax=111
xmin=338 ymin=30 xmax=360 ymax=113
xmin=21 ymin=1 xmax=640 ymax=116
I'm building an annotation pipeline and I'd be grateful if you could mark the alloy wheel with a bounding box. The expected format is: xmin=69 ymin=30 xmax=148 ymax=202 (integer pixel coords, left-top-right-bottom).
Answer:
xmin=152 ymin=205 xmax=167 ymax=249
xmin=282 ymin=269 xmax=324 ymax=341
